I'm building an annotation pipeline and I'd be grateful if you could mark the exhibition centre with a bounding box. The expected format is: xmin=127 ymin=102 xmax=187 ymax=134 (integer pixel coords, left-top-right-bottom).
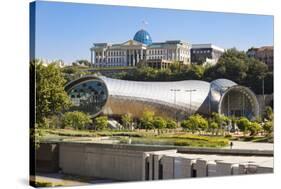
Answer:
xmin=65 ymin=76 xmax=259 ymax=120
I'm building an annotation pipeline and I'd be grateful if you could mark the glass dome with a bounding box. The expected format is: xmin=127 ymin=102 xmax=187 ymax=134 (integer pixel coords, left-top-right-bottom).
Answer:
xmin=133 ymin=29 xmax=152 ymax=45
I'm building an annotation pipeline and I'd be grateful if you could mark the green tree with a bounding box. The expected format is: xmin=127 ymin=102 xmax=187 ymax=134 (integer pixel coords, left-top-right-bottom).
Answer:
xmin=140 ymin=110 xmax=155 ymax=130
xmin=263 ymin=121 xmax=273 ymax=135
xmin=34 ymin=60 xmax=72 ymax=125
xmin=208 ymin=121 xmax=219 ymax=135
xmin=264 ymin=106 xmax=273 ymax=121
xmin=212 ymin=113 xmax=229 ymax=128
xmin=236 ymin=117 xmax=251 ymax=133
xmin=247 ymin=122 xmax=261 ymax=136
xmin=166 ymin=119 xmax=178 ymax=129
xmin=121 ymin=113 xmax=133 ymax=130
xmin=187 ymin=65 xmax=205 ymax=80
xmin=31 ymin=124 xmax=44 ymax=149
xmin=39 ymin=115 xmax=62 ymax=129
xmin=73 ymin=59 xmax=92 ymax=67
xmin=181 ymin=114 xmax=208 ymax=134
xmin=62 ymin=111 xmax=92 ymax=130
xmin=94 ymin=116 xmax=108 ymax=130
xmin=153 ymin=116 xmax=167 ymax=134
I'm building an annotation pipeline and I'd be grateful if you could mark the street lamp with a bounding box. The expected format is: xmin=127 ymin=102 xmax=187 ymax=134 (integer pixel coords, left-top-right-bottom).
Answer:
xmin=170 ymin=89 xmax=181 ymax=121
xmin=185 ymin=89 xmax=197 ymax=116
xmin=170 ymin=89 xmax=181 ymax=104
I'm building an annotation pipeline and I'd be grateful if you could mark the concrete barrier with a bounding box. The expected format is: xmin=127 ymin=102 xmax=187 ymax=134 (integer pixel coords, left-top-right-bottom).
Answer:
xmin=59 ymin=143 xmax=147 ymax=181
xmin=177 ymin=147 xmax=273 ymax=157
xmin=35 ymin=143 xmax=59 ymax=173
xmin=216 ymin=162 xmax=235 ymax=176
xmin=36 ymin=142 xmax=273 ymax=182
xmin=161 ymin=156 xmax=174 ymax=179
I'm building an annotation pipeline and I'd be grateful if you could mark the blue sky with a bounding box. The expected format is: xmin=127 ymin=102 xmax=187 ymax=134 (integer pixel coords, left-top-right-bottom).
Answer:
xmin=34 ymin=1 xmax=274 ymax=64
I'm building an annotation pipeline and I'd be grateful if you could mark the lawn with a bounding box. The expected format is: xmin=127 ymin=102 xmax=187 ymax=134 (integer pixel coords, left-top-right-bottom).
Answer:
xmin=41 ymin=129 xmax=229 ymax=148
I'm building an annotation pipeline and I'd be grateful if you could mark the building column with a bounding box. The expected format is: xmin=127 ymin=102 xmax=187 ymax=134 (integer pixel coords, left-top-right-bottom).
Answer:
xmin=136 ymin=50 xmax=140 ymax=65
xmin=90 ymin=49 xmax=94 ymax=66
xmin=132 ymin=50 xmax=135 ymax=66
xmin=129 ymin=50 xmax=131 ymax=66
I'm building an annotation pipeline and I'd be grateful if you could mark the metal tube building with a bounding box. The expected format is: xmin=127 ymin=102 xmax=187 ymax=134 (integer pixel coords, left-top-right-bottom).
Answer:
xmin=65 ymin=75 xmax=259 ymax=120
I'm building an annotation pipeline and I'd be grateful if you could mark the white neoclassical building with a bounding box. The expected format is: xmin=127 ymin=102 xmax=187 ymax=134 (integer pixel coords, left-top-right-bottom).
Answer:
xmin=90 ymin=29 xmax=191 ymax=67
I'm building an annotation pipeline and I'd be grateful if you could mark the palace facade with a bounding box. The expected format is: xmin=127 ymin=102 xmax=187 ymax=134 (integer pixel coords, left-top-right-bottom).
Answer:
xmin=90 ymin=29 xmax=191 ymax=67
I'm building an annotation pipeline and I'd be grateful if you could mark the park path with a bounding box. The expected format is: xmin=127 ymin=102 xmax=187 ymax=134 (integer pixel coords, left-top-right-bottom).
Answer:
xmin=225 ymin=141 xmax=273 ymax=151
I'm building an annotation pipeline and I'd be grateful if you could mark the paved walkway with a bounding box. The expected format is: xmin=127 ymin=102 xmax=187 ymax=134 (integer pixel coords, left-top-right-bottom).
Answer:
xmin=225 ymin=141 xmax=273 ymax=151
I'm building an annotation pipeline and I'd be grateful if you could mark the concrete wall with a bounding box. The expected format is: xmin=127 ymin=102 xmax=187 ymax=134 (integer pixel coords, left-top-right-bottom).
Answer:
xmin=35 ymin=143 xmax=59 ymax=173
xmin=36 ymin=142 xmax=273 ymax=182
xmin=59 ymin=143 xmax=147 ymax=181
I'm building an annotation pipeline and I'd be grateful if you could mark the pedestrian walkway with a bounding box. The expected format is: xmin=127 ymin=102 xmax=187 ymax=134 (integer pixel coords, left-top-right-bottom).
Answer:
xmin=225 ymin=141 xmax=273 ymax=151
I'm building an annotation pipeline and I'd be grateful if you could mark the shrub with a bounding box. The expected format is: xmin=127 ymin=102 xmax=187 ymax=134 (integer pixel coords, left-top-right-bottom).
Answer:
xmin=121 ymin=113 xmax=133 ymax=130
xmin=263 ymin=121 xmax=273 ymax=135
xmin=94 ymin=116 xmax=108 ymax=130
xmin=153 ymin=116 xmax=167 ymax=130
xmin=248 ymin=122 xmax=262 ymax=136
xmin=181 ymin=114 xmax=208 ymax=133
xmin=140 ymin=110 xmax=155 ymax=129
xmin=236 ymin=117 xmax=251 ymax=133
xmin=166 ymin=119 xmax=178 ymax=129
xmin=62 ymin=111 xmax=92 ymax=130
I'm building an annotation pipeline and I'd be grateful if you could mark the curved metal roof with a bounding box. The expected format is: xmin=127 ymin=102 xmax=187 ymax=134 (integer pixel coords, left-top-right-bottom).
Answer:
xmin=101 ymin=76 xmax=210 ymax=113
xmin=65 ymin=76 xmax=259 ymax=119
xmin=210 ymin=78 xmax=237 ymax=93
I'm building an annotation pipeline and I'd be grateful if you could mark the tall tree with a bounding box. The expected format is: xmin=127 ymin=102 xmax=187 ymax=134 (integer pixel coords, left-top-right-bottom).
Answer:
xmin=35 ymin=60 xmax=72 ymax=125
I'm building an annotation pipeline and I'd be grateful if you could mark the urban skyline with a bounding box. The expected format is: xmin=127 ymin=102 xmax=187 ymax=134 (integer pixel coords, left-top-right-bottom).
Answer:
xmin=34 ymin=1 xmax=273 ymax=64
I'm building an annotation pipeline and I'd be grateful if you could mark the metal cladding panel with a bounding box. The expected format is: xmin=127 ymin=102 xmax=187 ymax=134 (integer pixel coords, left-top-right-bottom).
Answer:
xmin=64 ymin=76 xmax=259 ymax=119
xmin=209 ymin=79 xmax=238 ymax=111
xmin=101 ymin=76 xmax=210 ymax=113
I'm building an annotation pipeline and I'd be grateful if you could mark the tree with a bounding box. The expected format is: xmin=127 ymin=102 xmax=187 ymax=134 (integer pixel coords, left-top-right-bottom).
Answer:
xmin=94 ymin=116 xmax=108 ymax=130
xmin=34 ymin=60 xmax=72 ymax=125
xmin=140 ymin=110 xmax=155 ymax=130
xmin=187 ymin=65 xmax=205 ymax=80
xmin=121 ymin=113 xmax=133 ymax=130
xmin=208 ymin=121 xmax=219 ymax=135
xmin=236 ymin=117 xmax=251 ymax=133
xmin=247 ymin=122 xmax=261 ymax=136
xmin=31 ymin=124 xmax=44 ymax=149
xmin=181 ymin=114 xmax=208 ymax=134
xmin=39 ymin=115 xmax=62 ymax=129
xmin=153 ymin=116 xmax=167 ymax=134
xmin=263 ymin=121 xmax=273 ymax=135
xmin=166 ymin=119 xmax=178 ymax=129
xmin=211 ymin=113 xmax=229 ymax=129
xmin=62 ymin=111 xmax=92 ymax=130
xmin=264 ymin=106 xmax=273 ymax=121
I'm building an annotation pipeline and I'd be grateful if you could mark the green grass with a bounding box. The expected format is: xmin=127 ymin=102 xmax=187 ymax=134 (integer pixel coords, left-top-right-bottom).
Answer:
xmin=41 ymin=129 xmax=229 ymax=148
xmin=44 ymin=129 xmax=154 ymax=138
xmin=237 ymin=136 xmax=273 ymax=143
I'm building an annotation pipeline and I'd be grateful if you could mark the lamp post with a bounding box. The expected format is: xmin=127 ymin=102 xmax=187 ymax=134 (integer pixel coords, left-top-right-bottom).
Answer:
xmin=170 ymin=89 xmax=181 ymax=121
xmin=185 ymin=89 xmax=197 ymax=116
xmin=170 ymin=89 xmax=181 ymax=104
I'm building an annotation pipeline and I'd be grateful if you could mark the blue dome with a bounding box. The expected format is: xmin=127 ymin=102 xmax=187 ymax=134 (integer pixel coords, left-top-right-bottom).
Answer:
xmin=133 ymin=29 xmax=152 ymax=45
